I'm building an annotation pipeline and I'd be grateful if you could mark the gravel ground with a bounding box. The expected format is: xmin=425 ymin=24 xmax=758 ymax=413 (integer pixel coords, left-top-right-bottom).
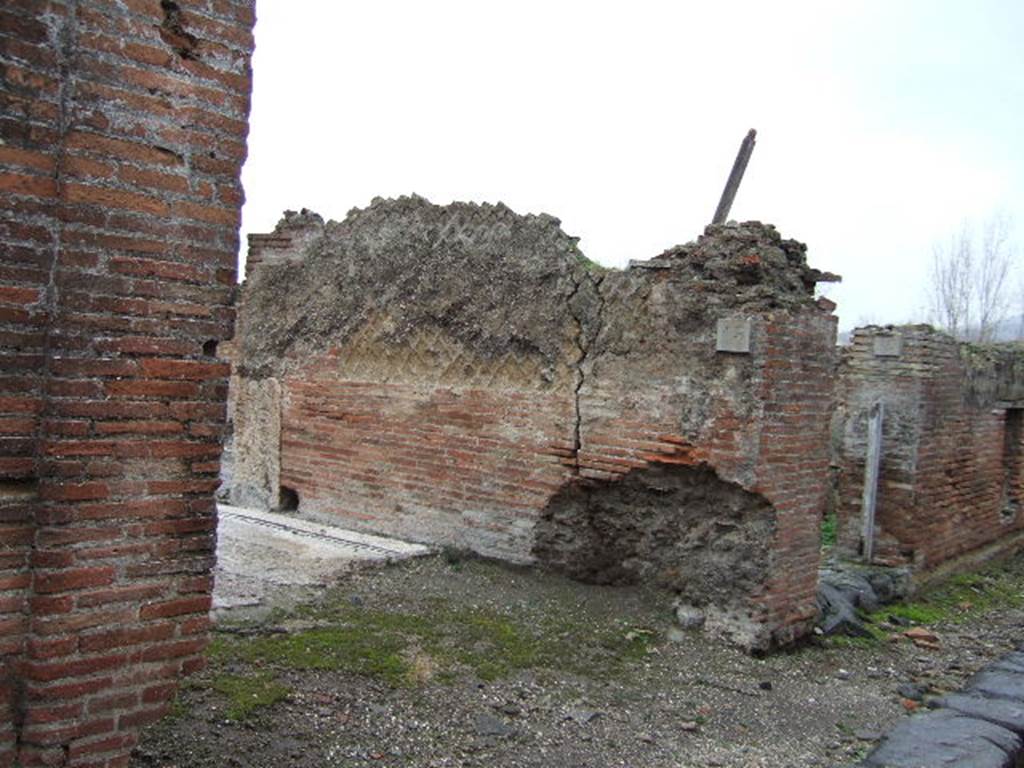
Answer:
xmin=133 ymin=553 xmax=1024 ymax=768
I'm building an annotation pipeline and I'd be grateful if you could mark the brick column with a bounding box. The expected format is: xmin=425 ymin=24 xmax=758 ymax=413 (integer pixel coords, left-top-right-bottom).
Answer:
xmin=1 ymin=2 xmax=254 ymax=765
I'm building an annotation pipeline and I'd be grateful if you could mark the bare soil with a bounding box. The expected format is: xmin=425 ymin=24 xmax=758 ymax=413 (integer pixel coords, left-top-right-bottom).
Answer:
xmin=133 ymin=553 xmax=1024 ymax=768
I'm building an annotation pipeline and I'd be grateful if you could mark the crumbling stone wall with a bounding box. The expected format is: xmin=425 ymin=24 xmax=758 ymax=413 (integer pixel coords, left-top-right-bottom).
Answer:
xmin=834 ymin=326 xmax=1024 ymax=572
xmin=232 ymin=199 xmax=839 ymax=649
xmin=233 ymin=201 xmax=597 ymax=559
xmin=533 ymin=464 xmax=777 ymax=606
xmin=0 ymin=2 xmax=253 ymax=765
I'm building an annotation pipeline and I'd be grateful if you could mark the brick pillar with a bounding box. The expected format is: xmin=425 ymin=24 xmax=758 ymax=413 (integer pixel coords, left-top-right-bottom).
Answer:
xmin=1 ymin=2 xmax=254 ymax=765
xmin=752 ymin=309 xmax=838 ymax=644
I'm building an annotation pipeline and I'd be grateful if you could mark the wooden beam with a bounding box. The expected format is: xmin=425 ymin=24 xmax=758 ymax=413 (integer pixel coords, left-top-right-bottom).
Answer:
xmin=712 ymin=129 xmax=757 ymax=225
xmin=861 ymin=401 xmax=884 ymax=564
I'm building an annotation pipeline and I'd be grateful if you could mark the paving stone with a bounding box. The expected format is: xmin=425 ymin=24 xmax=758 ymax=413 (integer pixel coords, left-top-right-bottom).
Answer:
xmin=967 ymin=670 xmax=1024 ymax=703
xmin=988 ymin=653 xmax=1024 ymax=676
xmin=860 ymin=710 xmax=1020 ymax=768
xmin=213 ymin=503 xmax=430 ymax=614
xmin=937 ymin=693 xmax=1024 ymax=735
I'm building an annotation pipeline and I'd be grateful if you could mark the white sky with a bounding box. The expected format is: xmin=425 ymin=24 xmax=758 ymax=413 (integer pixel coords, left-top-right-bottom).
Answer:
xmin=239 ymin=1 xmax=1023 ymax=331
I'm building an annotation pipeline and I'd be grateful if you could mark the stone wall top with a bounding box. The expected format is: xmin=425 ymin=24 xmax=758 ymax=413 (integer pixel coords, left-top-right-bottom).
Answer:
xmin=238 ymin=196 xmax=839 ymax=381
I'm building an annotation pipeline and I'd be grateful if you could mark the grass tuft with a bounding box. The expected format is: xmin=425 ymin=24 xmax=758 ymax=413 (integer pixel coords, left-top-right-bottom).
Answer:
xmin=210 ymin=673 xmax=290 ymax=721
xmin=827 ymin=558 xmax=1024 ymax=648
xmin=209 ymin=582 xmax=660 ymax=689
xmin=820 ymin=510 xmax=837 ymax=549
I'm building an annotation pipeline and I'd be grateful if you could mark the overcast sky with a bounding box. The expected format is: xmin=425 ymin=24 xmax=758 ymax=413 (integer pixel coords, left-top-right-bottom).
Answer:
xmin=239 ymin=0 xmax=1023 ymax=331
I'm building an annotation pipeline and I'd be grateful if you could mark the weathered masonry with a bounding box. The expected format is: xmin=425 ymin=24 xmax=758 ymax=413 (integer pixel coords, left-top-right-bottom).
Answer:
xmin=230 ymin=199 xmax=840 ymax=650
xmin=1 ymin=2 xmax=253 ymax=766
xmin=4 ymin=3 xmax=1018 ymax=764
xmin=833 ymin=326 xmax=1024 ymax=575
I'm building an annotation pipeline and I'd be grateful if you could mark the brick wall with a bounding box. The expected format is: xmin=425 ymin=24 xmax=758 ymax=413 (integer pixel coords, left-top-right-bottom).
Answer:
xmin=1 ymin=2 xmax=253 ymax=765
xmin=230 ymin=207 xmax=839 ymax=649
xmin=280 ymin=374 xmax=576 ymax=561
xmin=751 ymin=311 xmax=839 ymax=644
xmin=834 ymin=326 xmax=1024 ymax=573
xmin=565 ymin=287 xmax=836 ymax=648
xmin=233 ymin=206 xmax=585 ymax=561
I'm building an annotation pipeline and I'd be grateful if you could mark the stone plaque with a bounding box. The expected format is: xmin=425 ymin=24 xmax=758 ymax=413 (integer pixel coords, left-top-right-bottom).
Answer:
xmin=873 ymin=335 xmax=902 ymax=358
xmin=716 ymin=317 xmax=751 ymax=354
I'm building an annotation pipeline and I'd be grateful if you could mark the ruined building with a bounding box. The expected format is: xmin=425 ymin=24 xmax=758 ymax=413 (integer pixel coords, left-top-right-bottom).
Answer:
xmin=229 ymin=198 xmax=840 ymax=650
xmin=4 ymin=2 xmax=1024 ymax=765
xmin=833 ymin=325 xmax=1024 ymax=575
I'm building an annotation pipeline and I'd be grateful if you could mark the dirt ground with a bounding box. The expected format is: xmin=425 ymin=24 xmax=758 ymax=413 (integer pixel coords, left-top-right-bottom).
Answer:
xmin=133 ymin=552 xmax=1024 ymax=768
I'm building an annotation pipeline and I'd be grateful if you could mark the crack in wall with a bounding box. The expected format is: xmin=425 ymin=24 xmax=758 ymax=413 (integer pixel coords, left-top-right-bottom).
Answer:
xmin=566 ymin=270 xmax=605 ymax=474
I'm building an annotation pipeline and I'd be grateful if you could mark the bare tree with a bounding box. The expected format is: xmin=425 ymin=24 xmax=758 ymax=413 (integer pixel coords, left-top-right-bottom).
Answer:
xmin=929 ymin=225 xmax=973 ymax=339
xmin=929 ymin=214 xmax=1017 ymax=343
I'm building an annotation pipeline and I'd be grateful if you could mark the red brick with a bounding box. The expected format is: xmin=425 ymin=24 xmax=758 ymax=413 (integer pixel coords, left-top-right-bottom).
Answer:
xmin=25 ymin=595 xmax=73 ymax=617
xmin=179 ymin=615 xmax=211 ymax=636
xmin=181 ymin=656 xmax=206 ymax=676
xmin=19 ymin=716 xmax=115 ymax=747
xmin=118 ymin=166 xmax=188 ymax=194
xmin=66 ymin=732 xmax=136 ymax=760
xmin=138 ymin=596 xmax=209 ymax=620
xmin=64 ymin=131 xmax=182 ymax=168
xmin=31 ymin=608 xmax=135 ymax=637
xmin=140 ymin=638 xmax=205 ymax=662
xmin=139 ymin=358 xmax=228 ymax=380
xmin=37 ymin=482 xmax=109 ymax=501
xmin=21 ymin=702 xmax=83 ymax=725
xmin=23 ymin=654 xmax=127 ymax=683
xmin=0 ymin=573 xmax=30 ymax=592
xmin=26 ymin=636 xmax=78 ymax=660
xmin=0 ymin=146 xmax=54 ymax=173
xmin=140 ymin=682 xmax=177 ymax=704
xmin=75 ymin=584 xmax=164 ymax=609
xmin=116 ymin=705 xmax=169 ymax=730
xmin=94 ymin=336 xmax=196 ymax=356
xmin=146 ymin=441 xmax=220 ymax=459
xmin=62 ymin=154 xmax=115 ymax=180
xmin=103 ymin=379 xmax=197 ymax=399
xmin=33 ymin=567 xmax=115 ymax=594
xmin=0 ymin=172 xmax=56 ymax=198
xmin=28 ymin=550 xmax=75 ymax=569
xmin=0 ymin=285 xmax=42 ymax=304
xmin=93 ymin=421 xmax=182 ymax=435
xmin=80 ymin=623 xmax=175 ymax=654
xmin=0 ymin=396 xmax=41 ymax=413
xmin=49 ymin=358 xmax=138 ymax=378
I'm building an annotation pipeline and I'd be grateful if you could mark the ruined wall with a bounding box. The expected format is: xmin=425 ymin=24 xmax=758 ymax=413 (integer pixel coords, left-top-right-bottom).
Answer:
xmin=0 ymin=2 xmax=253 ymax=765
xmin=558 ymin=231 xmax=839 ymax=645
xmin=834 ymin=326 xmax=1024 ymax=572
xmin=232 ymin=200 xmax=838 ymax=649
xmin=233 ymin=202 xmax=594 ymax=562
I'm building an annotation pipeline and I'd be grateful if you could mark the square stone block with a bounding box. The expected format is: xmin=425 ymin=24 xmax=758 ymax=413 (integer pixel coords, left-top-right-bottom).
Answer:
xmin=716 ymin=317 xmax=751 ymax=354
